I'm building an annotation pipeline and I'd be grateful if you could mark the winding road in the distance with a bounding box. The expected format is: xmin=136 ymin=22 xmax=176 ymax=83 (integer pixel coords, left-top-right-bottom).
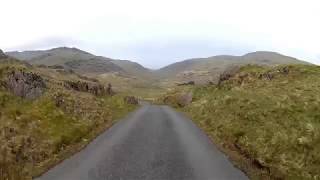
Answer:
xmin=36 ymin=105 xmax=248 ymax=180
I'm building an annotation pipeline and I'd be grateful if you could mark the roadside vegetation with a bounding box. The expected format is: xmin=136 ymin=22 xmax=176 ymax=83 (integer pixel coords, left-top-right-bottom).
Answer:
xmin=160 ymin=64 xmax=320 ymax=179
xmin=0 ymin=58 xmax=137 ymax=180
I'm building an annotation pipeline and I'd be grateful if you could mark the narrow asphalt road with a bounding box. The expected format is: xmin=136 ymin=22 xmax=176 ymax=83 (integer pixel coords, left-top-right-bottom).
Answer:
xmin=36 ymin=105 xmax=248 ymax=180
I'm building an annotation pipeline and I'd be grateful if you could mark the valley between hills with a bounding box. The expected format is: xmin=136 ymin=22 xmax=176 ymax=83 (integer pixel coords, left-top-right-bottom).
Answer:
xmin=1 ymin=47 xmax=319 ymax=180
xmin=6 ymin=47 xmax=309 ymax=99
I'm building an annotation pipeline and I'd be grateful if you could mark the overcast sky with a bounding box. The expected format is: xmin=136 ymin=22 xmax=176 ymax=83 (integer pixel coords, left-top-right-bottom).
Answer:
xmin=0 ymin=0 xmax=319 ymax=68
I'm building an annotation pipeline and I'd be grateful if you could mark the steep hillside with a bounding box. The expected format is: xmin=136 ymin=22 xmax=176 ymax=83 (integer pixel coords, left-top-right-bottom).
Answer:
xmin=6 ymin=48 xmax=161 ymax=96
xmin=6 ymin=47 xmax=125 ymax=75
xmin=6 ymin=48 xmax=312 ymax=97
xmin=6 ymin=47 xmax=155 ymax=79
xmin=155 ymin=51 xmax=310 ymax=85
xmin=0 ymin=54 xmax=137 ymax=180
xmin=161 ymin=64 xmax=320 ymax=179
xmin=7 ymin=47 xmax=94 ymax=64
xmin=6 ymin=47 xmax=167 ymax=98
xmin=110 ymin=60 xmax=153 ymax=79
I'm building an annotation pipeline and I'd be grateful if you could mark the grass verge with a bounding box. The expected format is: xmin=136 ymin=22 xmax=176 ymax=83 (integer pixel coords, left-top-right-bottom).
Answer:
xmin=163 ymin=64 xmax=320 ymax=180
xmin=0 ymin=60 xmax=137 ymax=180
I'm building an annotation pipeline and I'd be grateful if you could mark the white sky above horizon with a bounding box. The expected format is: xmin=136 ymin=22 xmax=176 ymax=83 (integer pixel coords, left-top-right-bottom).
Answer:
xmin=0 ymin=0 xmax=319 ymax=68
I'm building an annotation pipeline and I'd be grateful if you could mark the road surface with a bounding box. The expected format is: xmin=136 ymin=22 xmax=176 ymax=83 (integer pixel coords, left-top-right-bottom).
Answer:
xmin=36 ymin=105 xmax=248 ymax=180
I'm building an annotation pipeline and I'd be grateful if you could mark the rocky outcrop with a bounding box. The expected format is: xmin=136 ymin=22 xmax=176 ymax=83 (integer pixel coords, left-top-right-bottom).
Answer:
xmin=278 ymin=66 xmax=290 ymax=75
xmin=53 ymin=92 xmax=65 ymax=107
xmin=48 ymin=65 xmax=64 ymax=69
xmin=76 ymin=75 xmax=99 ymax=82
xmin=218 ymin=66 xmax=240 ymax=85
xmin=4 ymin=70 xmax=46 ymax=99
xmin=177 ymin=81 xmax=195 ymax=86
xmin=163 ymin=92 xmax=193 ymax=107
xmin=163 ymin=95 xmax=177 ymax=106
xmin=177 ymin=92 xmax=193 ymax=107
xmin=64 ymin=80 xmax=114 ymax=96
xmin=0 ymin=49 xmax=8 ymax=59
xmin=258 ymin=72 xmax=274 ymax=80
xmin=106 ymin=83 xmax=115 ymax=96
xmin=258 ymin=66 xmax=290 ymax=81
xmin=124 ymin=96 xmax=139 ymax=105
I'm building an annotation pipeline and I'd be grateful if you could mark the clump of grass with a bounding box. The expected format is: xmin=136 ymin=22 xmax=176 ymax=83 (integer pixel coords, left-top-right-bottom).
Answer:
xmin=167 ymin=64 xmax=320 ymax=179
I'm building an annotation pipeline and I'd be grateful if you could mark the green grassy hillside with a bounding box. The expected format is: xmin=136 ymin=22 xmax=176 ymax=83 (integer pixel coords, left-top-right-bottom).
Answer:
xmin=6 ymin=47 xmax=160 ymax=98
xmin=155 ymin=51 xmax=310 ymax=85
xmin=6 ymin=47 xmax=152 ymax=78
xmin=161 ymin=64 xmax=320 ymax=179
xmin=6 ymin=47 xmax=124 ymax=74
xmin=7 ymin=48 xmax=312 ymax=99
xmin=110 ymin=60 xmax=154 ymax=79
xmin=0 ymin=58 xmax=136 ymax=180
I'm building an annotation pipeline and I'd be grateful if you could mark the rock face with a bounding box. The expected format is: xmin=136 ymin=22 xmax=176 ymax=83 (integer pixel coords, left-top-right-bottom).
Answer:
xmin=48 ymin=65 xmax=64 ymax=69
xmin=218 ymin=66 xmax=240 ymax=85
xmin=5 ymin=70 xmax=46 ymax=99
xmin=258 ymin=66 xmax=290 ymax=81
xmin=163 ymin=95 xmax=177 ymax=106
xmin=0 ymin=49 xmax=8 ymax=59
xmin=64 ymin=80 xmax=114 ymax=96
xmin=106 ymin=83 xmax=115 ymax=96
xmin=177 ymin=92 xmax=193 ymax=107
xmin=177 ymin=81 xmax=195 ymax=86
xmin=163 ymin=92 xmax=193 ymax=107
xmin=124 ymin=96 xmax=139 ymax=105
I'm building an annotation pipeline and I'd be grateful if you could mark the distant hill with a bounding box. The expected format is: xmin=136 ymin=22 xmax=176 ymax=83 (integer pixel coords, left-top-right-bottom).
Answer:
xmin=6 ymin=48 xmax=311 ymax=86
xmin=110 ymin=59 xmax=154 ymax=79
xmin=154 ymin=51 xmax=310 ymax=84
xmin=6 ymin=47 xmax=159 ymax=95
xmin=6 ymin=47 xmax=151 ymax=77
xmin=7 ymin=47 xmax=96 ymax=64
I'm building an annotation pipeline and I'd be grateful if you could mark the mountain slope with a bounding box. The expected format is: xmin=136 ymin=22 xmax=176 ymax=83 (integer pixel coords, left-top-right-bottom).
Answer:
xmin=110 ymin=59 xmax=154 ymax=79
xmin=6 ymin=47 xmax=156 ymax=80
xmin=6 ymin=47 xmax=126 ymax=75
xmin=0 ymin=54 xmax=137 ymax=179
xmin=155 ymin=51 xmax=310 ymax=84
xmin=6 ymin=48 xmax=312 ymax=89
xmin=7 ymin=47 xmax=95 ymax=64
xmin=161 ymin=64 xmax=320 ymax=179
xmin=6 ymin=47 xmax=162 ymax=97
